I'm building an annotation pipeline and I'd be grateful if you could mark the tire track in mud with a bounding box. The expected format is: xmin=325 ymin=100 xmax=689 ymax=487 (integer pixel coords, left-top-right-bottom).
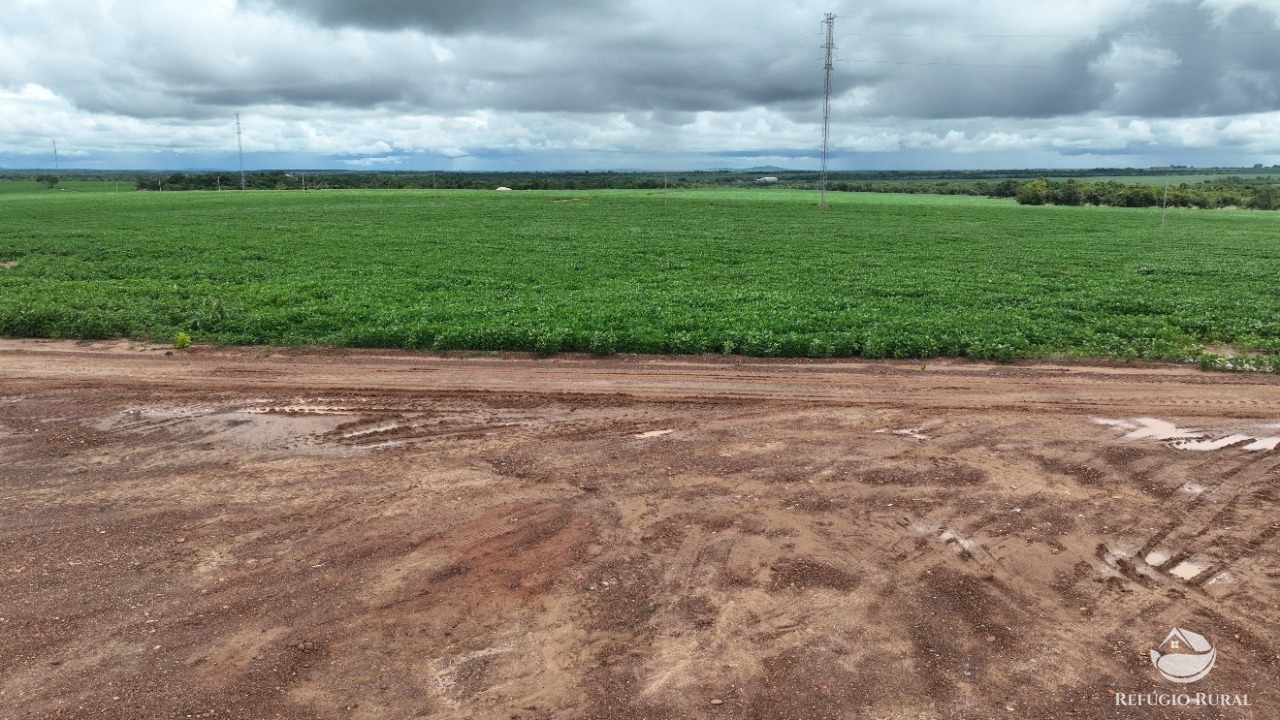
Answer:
xmin=1123 ymin=456 xmax=1280 ymax=587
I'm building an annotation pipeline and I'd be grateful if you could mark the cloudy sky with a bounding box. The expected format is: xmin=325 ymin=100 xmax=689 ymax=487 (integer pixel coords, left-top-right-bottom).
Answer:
xmin=2 ymin=0 xmax=1278 ymax=171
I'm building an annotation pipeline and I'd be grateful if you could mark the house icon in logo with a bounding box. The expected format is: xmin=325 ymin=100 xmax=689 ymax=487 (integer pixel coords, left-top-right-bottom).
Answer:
xmin=1150 ymin=628 xmax=1217 ymax=684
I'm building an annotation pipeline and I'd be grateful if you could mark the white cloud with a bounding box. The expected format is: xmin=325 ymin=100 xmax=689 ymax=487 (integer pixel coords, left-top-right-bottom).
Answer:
xmin=342 ymin=155 xmax=402 ymax=167
xmin=0 ymin=0 xmax=1277 ymax=170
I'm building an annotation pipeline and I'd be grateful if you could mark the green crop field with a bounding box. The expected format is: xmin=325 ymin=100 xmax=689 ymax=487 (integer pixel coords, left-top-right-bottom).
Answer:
xmin=1 ymin=187 xmax=1278 ymax=366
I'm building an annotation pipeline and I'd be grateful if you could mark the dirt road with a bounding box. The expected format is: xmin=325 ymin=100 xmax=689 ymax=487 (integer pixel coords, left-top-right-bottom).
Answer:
xmin=2 ymin=340 xmax=1278 ymax=719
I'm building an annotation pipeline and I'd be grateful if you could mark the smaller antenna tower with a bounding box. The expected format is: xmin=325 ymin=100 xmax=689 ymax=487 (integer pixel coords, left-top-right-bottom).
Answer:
xmin=235 ymin=112 xmax=246 ymax=190
xmin=53 ymin=140 xmax=60 ymax=183
xmin=819 ymin=12 xmax=836 ymax=210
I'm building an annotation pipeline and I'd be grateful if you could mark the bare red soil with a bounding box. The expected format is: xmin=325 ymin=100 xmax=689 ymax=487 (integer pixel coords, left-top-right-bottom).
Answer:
xmin=2 ymin=340 xmax=1278 ymax=719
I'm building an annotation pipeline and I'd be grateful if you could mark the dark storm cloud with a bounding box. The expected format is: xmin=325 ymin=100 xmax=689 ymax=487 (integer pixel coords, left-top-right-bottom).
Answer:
xmin=864 ymin=53 xmax=1112 ymax=120
xmin=849 ymin=0 xmax=1280 ymax=119
xmin=240 ymin=0 xmax=1280 ymax=121
xmin=246 ymin=0 xmax=617 ymax=35
xmin=1088 ymin=1 xmax=1280 ymax=117
xmin=238 ymin=0 xmax=828 ymax=116
xmin=483 ymin=47 xmax=822 ymax=115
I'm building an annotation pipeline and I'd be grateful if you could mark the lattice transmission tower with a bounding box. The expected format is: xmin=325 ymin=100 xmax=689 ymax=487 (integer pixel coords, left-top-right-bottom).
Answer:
xmin=235 ymin=112 xmax=246 ymax=190
xmin=819 ymin=12 xmax=836 ymax=210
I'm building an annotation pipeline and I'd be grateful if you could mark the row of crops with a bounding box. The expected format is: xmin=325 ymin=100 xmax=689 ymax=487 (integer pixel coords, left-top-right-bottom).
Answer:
xmin=1 ymin=188 xmax=1278 ymax=367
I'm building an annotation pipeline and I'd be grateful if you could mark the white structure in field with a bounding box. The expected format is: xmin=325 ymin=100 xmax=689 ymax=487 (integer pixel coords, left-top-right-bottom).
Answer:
xmin=755 ymin=177 xmax=778 ymax=184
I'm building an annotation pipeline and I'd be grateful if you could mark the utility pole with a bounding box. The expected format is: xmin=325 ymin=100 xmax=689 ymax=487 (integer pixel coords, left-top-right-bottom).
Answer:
xmin=819 ymin=12 xmax=836 ymax=210
xmin=235 ymin=112 xmax=246 ymax=190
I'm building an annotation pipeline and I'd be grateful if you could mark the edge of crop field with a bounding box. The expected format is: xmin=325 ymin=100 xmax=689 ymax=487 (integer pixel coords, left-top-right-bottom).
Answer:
xmin=7 ymin=335 xmax=1276 ymax=376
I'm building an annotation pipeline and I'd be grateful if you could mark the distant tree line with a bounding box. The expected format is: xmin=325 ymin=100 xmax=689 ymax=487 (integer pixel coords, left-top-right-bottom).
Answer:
xmin=5 ymin=167 xmax=1258 ymax=210
xmin=824 ymin=177 xmax=1280 ymax=210
xmin=1009 ymin=177 xmax=1280 ymax=210
xmin=827 ymin=179 xmax=1023 ymax=198
xmin=132 ymin=170 xmax=698 ymax=192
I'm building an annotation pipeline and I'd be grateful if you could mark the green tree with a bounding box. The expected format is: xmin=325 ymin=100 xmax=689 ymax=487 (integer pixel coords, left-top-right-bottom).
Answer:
xmin=988 ymin=179 xmax=1021 ymax=198
xmin=1015 ymin=178 xmax=1050 ymax=205
xmin=1248 ymin=185 xmax=1280 ymax=210
xmin=1053 ymin=179 xmax=1085 ymax=206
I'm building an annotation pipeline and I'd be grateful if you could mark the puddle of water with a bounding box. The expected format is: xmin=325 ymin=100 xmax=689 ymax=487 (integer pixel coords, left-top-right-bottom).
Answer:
xmin=342 ymin=423 xmax=404 ymax=438
xmin=875 ymin=420 xmax=941 ymax=440
xmin=893 ymin=429 xmax=932 ymax=440
xmin=1243 ymin=437 xmax=1280 ymax=452
xmin=1179 ymin=483 xmax=1207 ymax=495
xmin=1168 ymin=561 xmax=1210 ymax=581
xmin=99 ymin=404 xmax=358 ymax=451
xmin=245 ymin=405 xmax=357 ymax=415
xmin=1203 ymin=571 xmax=1234 ymax=588
xmin=358 ymin=440 xmax=407 ymax=450
xmin=634 ymin=429 xmax=674 ymax=439
xmin=875 ymin=425 xmax=937 ymax=440
xmin=1144 ymin=550 xmax=1171 ymax=566
xmin=96 ymin=405 xmax=219 ymax=431
xmin=1173 ymin=434 xmax=1256 ymax=452
xmin=1094 ymin=417 xmax=1277 ymax=453
xmin=1124 ymin=418 xmax=1203 ymax=441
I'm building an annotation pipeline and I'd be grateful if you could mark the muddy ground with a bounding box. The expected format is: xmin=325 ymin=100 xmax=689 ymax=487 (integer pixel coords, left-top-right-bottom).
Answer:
xmin=1 ymin=340 xmax=1278 ymax=719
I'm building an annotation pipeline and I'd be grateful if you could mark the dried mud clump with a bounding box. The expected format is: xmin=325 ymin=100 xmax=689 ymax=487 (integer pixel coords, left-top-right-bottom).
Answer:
xmin=857 ymin=460 xmax=987 ymax=486
xmin=488 ymin=451 xmax=554 ymax=481
xmin=581 ymin=558 xmax=660 ymax=631
xmin=768 ymin=558 xmax=861 ymax=591
xmin=428 ymin=562 xmax=470 ymax=583
xmin=739 ymin=646 xmax=881 ymax=720
xmin=672 ymin=594 xmax=718 ymax=629
xmin=1036 ymin=456 xmax=1106 ymax=485
xmin=783 ymin=490 xmax=844 ymax=513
